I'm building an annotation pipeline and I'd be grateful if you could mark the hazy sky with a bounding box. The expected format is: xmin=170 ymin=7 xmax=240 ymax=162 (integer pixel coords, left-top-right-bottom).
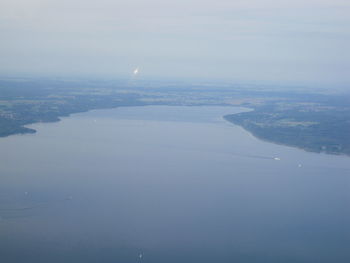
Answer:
xmin=1 ymin=0 xmax=349 ymax=86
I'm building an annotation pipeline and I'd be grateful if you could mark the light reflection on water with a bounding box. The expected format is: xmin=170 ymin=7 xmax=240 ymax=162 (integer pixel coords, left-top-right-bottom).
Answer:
xmin=0 ymin=106 xmax=349 ymax=263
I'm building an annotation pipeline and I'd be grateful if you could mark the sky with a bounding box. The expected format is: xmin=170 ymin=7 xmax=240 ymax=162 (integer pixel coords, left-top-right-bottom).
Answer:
xmin=1 ymin=0 xmax=350 ymax=86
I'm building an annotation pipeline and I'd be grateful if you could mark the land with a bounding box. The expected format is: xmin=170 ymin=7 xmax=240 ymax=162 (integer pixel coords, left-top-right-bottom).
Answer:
xmin=224 ymin=94 xmax=350 ymax=156
xmin=0 ymin=77 xmax=230 ymax=137
xmin=0 ymin=76 xmax=349 ymax=156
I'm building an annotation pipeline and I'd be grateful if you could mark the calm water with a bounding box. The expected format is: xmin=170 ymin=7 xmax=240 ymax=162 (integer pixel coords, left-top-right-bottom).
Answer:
xmin=0 ymin=106 xmax=349 ymax=263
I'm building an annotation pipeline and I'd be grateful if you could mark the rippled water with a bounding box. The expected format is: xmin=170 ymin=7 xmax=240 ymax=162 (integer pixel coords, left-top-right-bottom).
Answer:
xmin=0 ymin=106 xmax=349 ymax=263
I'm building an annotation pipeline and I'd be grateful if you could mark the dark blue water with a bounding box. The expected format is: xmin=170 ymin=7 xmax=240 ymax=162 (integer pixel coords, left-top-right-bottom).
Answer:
xmin=0 ymin=106 xmax=349 ymax=262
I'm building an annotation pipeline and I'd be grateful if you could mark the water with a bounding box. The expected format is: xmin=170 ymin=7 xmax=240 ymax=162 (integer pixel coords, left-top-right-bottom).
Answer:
xmin=0 ymin=106 xmax=349 ymax=263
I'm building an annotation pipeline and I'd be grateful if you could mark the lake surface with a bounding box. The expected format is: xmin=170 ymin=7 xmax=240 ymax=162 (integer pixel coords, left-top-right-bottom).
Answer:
xmin=0 ymin=106 xmax=349 ymax=263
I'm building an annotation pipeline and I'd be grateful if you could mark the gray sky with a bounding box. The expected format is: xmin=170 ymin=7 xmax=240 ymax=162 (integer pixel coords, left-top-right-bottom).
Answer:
xmin=1 ymin=0 xmax=350 ymax=86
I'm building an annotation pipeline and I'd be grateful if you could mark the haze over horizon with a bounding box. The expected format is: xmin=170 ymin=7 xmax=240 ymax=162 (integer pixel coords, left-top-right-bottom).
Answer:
xmin=1 ymin=0 xmax=350 ymax=87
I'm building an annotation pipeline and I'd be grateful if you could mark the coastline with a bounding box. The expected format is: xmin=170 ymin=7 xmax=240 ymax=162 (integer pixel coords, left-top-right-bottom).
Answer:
xmin=223 ymin=114 xmax=350 ymax=157
xmin=3 ymin=102 xmax=349 ymax=159
xmin=1 ymin=104 xmax=246 ymax=139
xmin=0 ymin=103 xmax=148 ymax=139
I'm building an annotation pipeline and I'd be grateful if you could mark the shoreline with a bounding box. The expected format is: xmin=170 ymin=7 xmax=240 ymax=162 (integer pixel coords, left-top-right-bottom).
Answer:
xmin=1 ymin=104 xmax=246 ymax=139
xmin=3 ymin=103 xmax=349 ymax=158
xmin=223 ymin=115 xmax=350 ymax=158
xmin=0 ymin=104 xmax=148 ymax=139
